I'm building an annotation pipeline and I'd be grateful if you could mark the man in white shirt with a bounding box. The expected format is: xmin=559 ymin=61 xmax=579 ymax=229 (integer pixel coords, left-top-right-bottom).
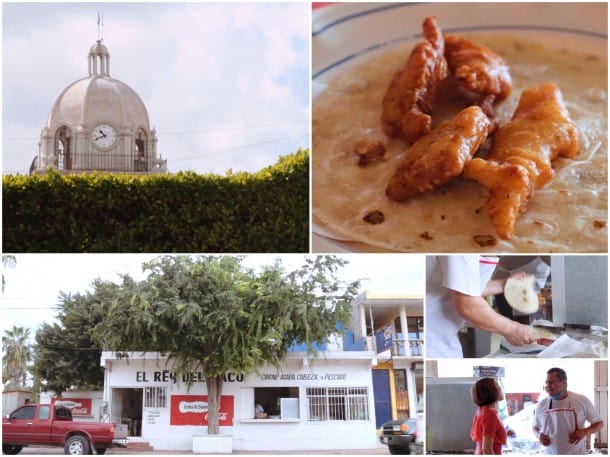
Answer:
xmin=426 ymin=256 xmax=535 ymax=358
xmin=255 ymin=404 xmax=267 ymax=419
xmin=533 ymin=367 xmax=603 ymax=455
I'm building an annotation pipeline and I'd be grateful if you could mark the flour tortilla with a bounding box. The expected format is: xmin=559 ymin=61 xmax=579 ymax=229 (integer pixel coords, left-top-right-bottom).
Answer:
xmin=312 ymin=36 xmax=607 ymax=252
xmin=504 ymin=275 xmax=538 ymax=314
xmin=502 ymin=326 xmax=559 ymax=353
xmin=530 ymin=326 xmax=560 ymax=341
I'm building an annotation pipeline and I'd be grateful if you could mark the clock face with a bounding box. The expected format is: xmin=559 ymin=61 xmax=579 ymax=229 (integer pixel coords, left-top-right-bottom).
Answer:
xmin=92 ymin=124 xmax=117 ymax=148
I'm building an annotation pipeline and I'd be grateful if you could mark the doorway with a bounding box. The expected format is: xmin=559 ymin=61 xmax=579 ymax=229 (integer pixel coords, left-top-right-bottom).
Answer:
xmin=372 ymin=369 xmax=392 ymax=428
xmin=111 ymin=388 xmax=143 ymax=436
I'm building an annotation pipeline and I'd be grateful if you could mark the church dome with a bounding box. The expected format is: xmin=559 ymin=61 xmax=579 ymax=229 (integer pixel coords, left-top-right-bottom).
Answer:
xmin=46 ymin=39 xmax=149 ymax=132
xmin=46 ymin=75 xmax=150 ymax=132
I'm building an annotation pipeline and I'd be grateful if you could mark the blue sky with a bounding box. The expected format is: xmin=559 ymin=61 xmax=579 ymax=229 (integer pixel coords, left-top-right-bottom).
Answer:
xmin=2 ymin=2 xmax=309 ymax=175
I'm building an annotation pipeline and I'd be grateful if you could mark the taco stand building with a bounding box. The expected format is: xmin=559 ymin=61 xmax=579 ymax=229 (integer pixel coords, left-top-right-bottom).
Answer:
xmin=99 ymin=331 xmax=378 ymax=452
xmin=36 ymin=291 xmax=423 ymax=453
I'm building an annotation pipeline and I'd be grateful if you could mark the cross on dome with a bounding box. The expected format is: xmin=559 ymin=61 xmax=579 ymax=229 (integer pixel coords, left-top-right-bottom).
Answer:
xmin=97 ymin=11 xmax=104 ymax=41
xmin=90 ymin=13 xmax=108 ymax=77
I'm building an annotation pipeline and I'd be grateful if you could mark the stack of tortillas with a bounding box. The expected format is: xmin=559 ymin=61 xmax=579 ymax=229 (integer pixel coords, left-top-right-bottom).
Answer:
xmin=504 ymin=275 xmax=539 ymax=314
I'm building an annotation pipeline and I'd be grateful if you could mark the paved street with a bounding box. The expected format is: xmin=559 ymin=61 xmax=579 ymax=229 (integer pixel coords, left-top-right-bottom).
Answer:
xmin=18 ymin=446 xmax=393 ymax=455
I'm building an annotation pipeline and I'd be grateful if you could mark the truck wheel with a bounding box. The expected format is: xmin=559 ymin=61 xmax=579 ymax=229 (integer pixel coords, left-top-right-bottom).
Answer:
xmin=2 ymin=444 xmax=23 ymax=455
xmin=64 ymin=435 xmax=91 ymax=455
xmin=388 ymin=445 xmax=411 ymax=455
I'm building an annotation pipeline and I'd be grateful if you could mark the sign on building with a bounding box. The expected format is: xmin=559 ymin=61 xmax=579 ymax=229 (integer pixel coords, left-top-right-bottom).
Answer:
xmin=170 ymin=395 xmax=234 ymax=426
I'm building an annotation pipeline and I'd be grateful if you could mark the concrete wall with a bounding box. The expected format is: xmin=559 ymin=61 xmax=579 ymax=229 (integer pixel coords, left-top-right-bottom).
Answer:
xmin=103 ymin=354 xmax=378 ymax=451
xmin=2 ymin=391 xmax=33 ymax=417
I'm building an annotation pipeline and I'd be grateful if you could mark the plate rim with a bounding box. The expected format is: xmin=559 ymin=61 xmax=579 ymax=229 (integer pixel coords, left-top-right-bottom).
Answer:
xmin=313 ymin=3 xmax=608 ymax=80
xmin=311 ymin=3 xmax=608 ymax=253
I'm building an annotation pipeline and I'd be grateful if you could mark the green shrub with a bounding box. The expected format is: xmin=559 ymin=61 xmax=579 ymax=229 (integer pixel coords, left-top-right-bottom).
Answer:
xmin=3 ymin=149 xmax=309 ymax=252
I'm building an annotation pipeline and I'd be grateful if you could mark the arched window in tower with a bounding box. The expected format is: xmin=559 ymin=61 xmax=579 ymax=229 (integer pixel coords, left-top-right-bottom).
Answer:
xmin=55 ymin=126 xmax=72 ymax=170
xmin=134 ymin=128 xmax=148 ymax=172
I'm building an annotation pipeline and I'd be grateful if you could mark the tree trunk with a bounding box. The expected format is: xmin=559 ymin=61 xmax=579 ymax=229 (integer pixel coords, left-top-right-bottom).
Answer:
xmin=205 ymin=374 xmax=224 ymax=435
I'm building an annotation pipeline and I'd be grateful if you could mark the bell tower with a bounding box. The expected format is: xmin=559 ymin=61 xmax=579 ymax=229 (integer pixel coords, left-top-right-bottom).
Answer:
xmin=33 ymin=20 xmax=166 ymax=175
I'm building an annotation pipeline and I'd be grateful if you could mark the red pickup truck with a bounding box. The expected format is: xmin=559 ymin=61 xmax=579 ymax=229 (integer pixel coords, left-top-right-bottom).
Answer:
xmin=2 ymin=403 xmax=127 ymax=455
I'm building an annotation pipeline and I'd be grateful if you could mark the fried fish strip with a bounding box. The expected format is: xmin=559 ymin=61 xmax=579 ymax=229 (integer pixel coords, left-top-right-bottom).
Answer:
xmin=386 ymin=105 xmax=492 ymax=201
xmin=381 ymin=17 xmax=448 ymax=144
xmin=444 ymin=35 xmax=512 ymax=117
xmin=463 ymin=83 xmax=579 ymax=239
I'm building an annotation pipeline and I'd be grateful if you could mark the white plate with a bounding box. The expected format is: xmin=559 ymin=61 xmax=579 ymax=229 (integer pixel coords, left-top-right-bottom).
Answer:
xmin=311 ymin=2 xmax=608 ymax=252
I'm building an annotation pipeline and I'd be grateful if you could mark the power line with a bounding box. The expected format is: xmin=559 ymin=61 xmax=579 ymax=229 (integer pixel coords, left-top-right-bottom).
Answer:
xmin=2 ymin=120 xmax=308 ymax=142
xmin=2 ymin=307 xmax=61 ymax=310
xmin=170 ymin=127 xmax=308 ymax=163
xmin=159 ymin=121 xmax=307 ymax=136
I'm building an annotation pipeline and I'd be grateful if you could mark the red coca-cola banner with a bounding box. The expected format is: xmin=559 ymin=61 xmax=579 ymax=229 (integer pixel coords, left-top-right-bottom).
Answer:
xmin=170 ymin=395 xmax=234 ymax=426
xmin=52 ymin=398 xmax=93 ymax=417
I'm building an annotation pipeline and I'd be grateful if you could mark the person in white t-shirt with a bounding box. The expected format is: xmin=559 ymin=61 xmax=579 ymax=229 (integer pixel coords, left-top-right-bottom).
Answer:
xmin=255 ymin=403 xmax=268 ymax=419
xmin=533 ymin=367 xmax=604 ymax=455
xmin=426 ymin=256 xmax=535 ymax=358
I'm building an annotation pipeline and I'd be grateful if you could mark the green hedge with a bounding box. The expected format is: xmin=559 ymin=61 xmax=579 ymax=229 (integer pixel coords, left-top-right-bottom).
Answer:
xmin=3 ymin=149 xmax=309 ymax=252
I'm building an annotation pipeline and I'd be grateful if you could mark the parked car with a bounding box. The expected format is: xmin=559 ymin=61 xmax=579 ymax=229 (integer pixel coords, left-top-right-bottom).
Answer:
xmin=2 ymin=403 xmax=127 ymax=455
xmin=379 ymin=418 xmax=419 ymax=454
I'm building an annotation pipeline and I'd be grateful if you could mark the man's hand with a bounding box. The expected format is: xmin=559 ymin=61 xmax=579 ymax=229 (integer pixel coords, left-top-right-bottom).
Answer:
xmin=539 ymin=432 xmax=551 ymax=446
xmin=569 ymin=428 xmax=587 ymax=444
xmin=507 ymin=271 xmax=527 ymax=281
xmin=504 ymin=321 xmax=536 ymax=346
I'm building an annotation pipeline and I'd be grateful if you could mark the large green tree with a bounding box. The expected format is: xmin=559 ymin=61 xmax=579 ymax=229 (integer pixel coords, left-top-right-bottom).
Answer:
xmin=2 ymin=325 xmax=31 ymax=389
xmin=32 ymin=281 xmax=115 ymax=395
xmin=92 ymin=255 xmax=360 ymax=434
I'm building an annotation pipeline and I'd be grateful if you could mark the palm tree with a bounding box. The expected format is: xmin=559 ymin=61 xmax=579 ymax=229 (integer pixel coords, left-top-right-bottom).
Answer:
xmin=2 ymin=255 xmax=17 ymax=292
xmin=2 ymin=326 xmax=31 ymax=389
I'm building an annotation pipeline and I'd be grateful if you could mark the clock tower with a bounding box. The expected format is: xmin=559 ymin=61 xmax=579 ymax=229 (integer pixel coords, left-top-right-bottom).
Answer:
xmin=33 ymin=39 xmax=167 ymax=174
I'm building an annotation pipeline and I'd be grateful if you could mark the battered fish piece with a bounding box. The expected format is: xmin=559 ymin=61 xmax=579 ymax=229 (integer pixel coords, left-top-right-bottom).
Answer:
xmin=464 ymin=83 xmax=579 ymax=239
xmin=381 ymin=17 xmax=448 ymax=144
xmin=444 ymin=35 xmax=512 ymax=116
xmin=386 ymin=105 xmax=492 ymax=201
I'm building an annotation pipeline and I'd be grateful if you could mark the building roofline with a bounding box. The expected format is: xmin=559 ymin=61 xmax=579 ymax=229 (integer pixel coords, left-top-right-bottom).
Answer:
xmin=357 ymin=290 xmax=423 ymax=300
xmin=100 ymin=350 xmax=377 ymax=367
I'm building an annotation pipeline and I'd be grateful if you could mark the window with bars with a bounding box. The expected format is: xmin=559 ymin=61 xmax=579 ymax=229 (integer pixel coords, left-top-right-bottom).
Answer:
xmin=306 ymin=387 xmax=369 ymax=421
xmin=144 ymin=386 xmax=168 ymax=408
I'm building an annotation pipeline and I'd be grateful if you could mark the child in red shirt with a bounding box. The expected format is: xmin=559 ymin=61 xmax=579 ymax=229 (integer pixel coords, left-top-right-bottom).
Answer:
xmin=470 ymin=377 xmax=509 ymax=454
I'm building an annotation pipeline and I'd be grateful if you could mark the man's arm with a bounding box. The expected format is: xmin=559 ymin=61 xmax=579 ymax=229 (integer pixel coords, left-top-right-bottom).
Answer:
xmin=451 ymin=291 xmax=535 ymax=346
xmin=482 ymin=272 xmax=527 ymax=297
xmin=532 ymin=401 xmax=552 ymax=446
xmin=576 ymin=396 xmax=605 ymax=440
xmin=569 ymin=420 xmax=603 ymax=444
xmin=481 ymin=279 xmax=507 ymax=297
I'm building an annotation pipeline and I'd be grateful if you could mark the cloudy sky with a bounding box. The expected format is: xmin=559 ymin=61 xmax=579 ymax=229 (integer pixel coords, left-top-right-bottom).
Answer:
xmin=2 ymin=2 xmax=309 ymax=175
xmin=2 ymin=254 xmax=425 ymax=339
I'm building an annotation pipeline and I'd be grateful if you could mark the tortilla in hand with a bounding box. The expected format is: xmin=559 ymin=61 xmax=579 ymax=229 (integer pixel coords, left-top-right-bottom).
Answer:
xmin=504 ymin=275 xmax=539 ymax=314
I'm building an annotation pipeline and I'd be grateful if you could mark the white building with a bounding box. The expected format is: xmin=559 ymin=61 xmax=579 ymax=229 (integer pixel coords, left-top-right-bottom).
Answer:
xmin=100 ymin=336 xmax=379 ymax=452
xmin=33 ymin=39 xmax=167 ymax=174
xmin=39 ymin=390 xmax=105 ymax=423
